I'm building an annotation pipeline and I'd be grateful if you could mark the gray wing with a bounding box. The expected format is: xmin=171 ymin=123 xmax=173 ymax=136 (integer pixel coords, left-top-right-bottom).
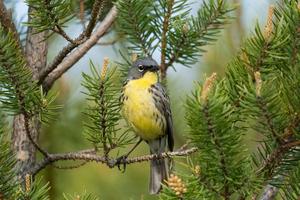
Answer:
xmin=120 ymin=79 xmax=129 ymax=103
xmin=150 ymin=83 xmax=174 ymax=151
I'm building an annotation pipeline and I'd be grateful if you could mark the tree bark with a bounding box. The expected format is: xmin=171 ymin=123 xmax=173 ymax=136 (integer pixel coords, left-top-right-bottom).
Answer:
xmin=12 ymin=6 xmax=48 ymax=179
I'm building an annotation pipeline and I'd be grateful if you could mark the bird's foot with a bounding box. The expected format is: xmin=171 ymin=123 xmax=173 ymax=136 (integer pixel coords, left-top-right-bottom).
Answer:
xmin=115 ymin=155 xmax=128 ymax=172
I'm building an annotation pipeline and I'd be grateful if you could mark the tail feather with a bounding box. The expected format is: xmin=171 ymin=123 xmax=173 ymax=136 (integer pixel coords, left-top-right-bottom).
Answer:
xmin=149 ymin=137 xmax=168 ymax=194
xmin=149 ymin=158 xmax=168 ymax=194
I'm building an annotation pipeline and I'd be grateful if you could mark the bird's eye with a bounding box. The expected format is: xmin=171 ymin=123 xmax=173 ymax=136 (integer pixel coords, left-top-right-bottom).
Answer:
xmin=138 ymin=65 xmax=144 ymax=72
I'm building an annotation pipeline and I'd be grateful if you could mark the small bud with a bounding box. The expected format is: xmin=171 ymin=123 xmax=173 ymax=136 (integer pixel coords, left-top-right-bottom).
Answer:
xmin=264 ymin=5 xmax=274 ymax=40
xmin=25 ymin=174 xmax=31 ymax=193
xmin=240 ymin=51 xmax=254 ymax=74
xmin=182 ymin=22 xmax=189 ymax=34
xmin=42 ymin=98 xmax=48 ymax=107
xmin=199 ymin=73 xmax=217 ymax=102
xmin=194 ymin=165 xmax=201 ymax=176
xmin=100 ymin=57 xmax=109 ymax=81
xmin=166 ymin=174 xmax=187 ymax=197
xmin=254 ymin=71 xmax=262 ymax=97
xmin=131 ymin=53 xmax=138 ymax=62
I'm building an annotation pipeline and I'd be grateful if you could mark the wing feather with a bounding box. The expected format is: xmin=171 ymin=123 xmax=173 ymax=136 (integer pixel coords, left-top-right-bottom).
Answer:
xmin=150 ymin=83 xmax=174 ymax=151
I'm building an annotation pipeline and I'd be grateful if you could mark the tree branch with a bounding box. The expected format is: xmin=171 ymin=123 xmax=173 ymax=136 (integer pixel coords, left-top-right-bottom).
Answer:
xmin=256 ymin=139 xmax=300 ymax=200
xmin=53 ymin=25 xmax=76 ymax=44
xmin=41 ymin=5 xmax=117 ymax=91
xmin=30 ymin=147 xmax=198 ymax=176
xmin=160 ymin=0 xmax=174 ymax=79
xmin=203 ymin=103 xmax=231 ymax=199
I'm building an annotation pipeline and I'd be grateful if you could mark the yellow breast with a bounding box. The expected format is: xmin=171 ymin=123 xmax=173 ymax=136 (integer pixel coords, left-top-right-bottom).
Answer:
xmin=122 ymin=72 xmax=165 ymax=141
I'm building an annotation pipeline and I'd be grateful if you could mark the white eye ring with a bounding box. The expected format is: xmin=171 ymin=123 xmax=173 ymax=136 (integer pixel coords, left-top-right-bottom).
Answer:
xmin=138 ymin=65 xmax=144 ymax=72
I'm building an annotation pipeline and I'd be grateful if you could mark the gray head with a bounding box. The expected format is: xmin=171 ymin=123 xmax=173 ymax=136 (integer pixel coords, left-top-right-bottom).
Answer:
xmin=127 ymin=57 xmax=159 ymax=80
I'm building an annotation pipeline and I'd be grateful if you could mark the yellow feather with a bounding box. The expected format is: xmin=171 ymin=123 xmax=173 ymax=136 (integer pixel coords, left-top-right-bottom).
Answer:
xmin=122 ymin=72 xmax=165 ymax=141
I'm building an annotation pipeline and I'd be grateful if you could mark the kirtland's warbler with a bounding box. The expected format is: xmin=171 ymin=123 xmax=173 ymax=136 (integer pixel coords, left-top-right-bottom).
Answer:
xmin=121 ymin=57 xmax=174 ymax=194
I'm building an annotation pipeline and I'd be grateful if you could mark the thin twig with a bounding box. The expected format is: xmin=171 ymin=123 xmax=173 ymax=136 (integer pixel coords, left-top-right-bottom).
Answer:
xmin=53 ymin=26 xmax=76 ymax=44
xmin=52 ymin=161 xmax=89 ymax=170
xmin=38 ymin=1 xmax=112 ymax=87
xmin=42 ymin=6 xmax=117 ymax=91
xmin=22 ymin=113 xmax=49 ymax=157
xmin=30 ymin=147 xmax=198 ymax=176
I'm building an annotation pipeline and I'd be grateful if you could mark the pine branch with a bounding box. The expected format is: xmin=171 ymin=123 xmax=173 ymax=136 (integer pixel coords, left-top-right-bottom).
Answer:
xmin=38 ymin=1 xmax=111 ymax=86
xmin=256 ymin=140 xmax=300 ymax=178
xmin=82 ymin=59 xmax=122 ymax=157
xmin=29 ymin=146 xmax=198 ymax=176
xmin=40 ymin=6 xmax=117 ymax=91
xmin=116 ymin=0 xmax=155 ymax=56
xmin=185 ymin=75 xmax=255 ymax=199
xmin=0 ymin=114 xmax=50 ymax=200
xmin=63 ymin=192 xmax=100 ymax=200
xmin=256 ymin=96 xmax=282 ymax=144
xmin=165 ymin=0 xmax=231 ymax=69
xmin=0 ymin=115 xmax=19 ymax=199
xmin=18 ymin=175 xmax=50 ymax=200
xmin=202 ymin=103 xmax=231 ymax=199
xmin=25 ymin=0 xmax=73 ymax=34
xmin=0 ymin=25 xmax=58 ymax=159
xmin=278 ymin=161 xmax=300 ymax=200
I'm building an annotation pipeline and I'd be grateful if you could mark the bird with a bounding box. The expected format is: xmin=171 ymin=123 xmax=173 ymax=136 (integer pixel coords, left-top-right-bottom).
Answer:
xmin=120 ymin=57 xmax=174 ymax=194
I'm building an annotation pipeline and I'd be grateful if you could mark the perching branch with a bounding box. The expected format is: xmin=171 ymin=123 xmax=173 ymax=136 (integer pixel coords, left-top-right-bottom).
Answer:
xmin=30 ymin=147 xmax=198 ymax=176
xmin=41 ymin=6 xmax=117 ymax=91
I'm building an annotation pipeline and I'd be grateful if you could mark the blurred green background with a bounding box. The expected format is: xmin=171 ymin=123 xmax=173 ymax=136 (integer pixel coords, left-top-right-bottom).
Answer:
xmin=6 ymin=0 xmax=276 ymax=199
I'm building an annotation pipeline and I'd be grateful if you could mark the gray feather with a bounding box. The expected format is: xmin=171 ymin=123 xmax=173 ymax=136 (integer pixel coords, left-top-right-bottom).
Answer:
xmin=150 ymin=83 xmax=174 ymax=151
xmin=149 ymin=138 xmax=168 ymax=194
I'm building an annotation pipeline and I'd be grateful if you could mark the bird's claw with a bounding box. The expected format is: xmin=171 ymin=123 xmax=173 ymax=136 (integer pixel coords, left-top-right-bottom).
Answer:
xmin=115 ymin=155 xmax=128 ymax=172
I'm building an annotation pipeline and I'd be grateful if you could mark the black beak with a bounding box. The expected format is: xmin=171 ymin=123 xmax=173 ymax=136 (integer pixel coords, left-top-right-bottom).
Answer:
xmin=150 ymin=65 xmax=159 ymax=72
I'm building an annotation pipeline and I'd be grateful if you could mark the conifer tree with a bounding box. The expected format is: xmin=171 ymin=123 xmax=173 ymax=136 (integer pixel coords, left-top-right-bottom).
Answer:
xmin=0 ymin=0 xmax=299 ymax=199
